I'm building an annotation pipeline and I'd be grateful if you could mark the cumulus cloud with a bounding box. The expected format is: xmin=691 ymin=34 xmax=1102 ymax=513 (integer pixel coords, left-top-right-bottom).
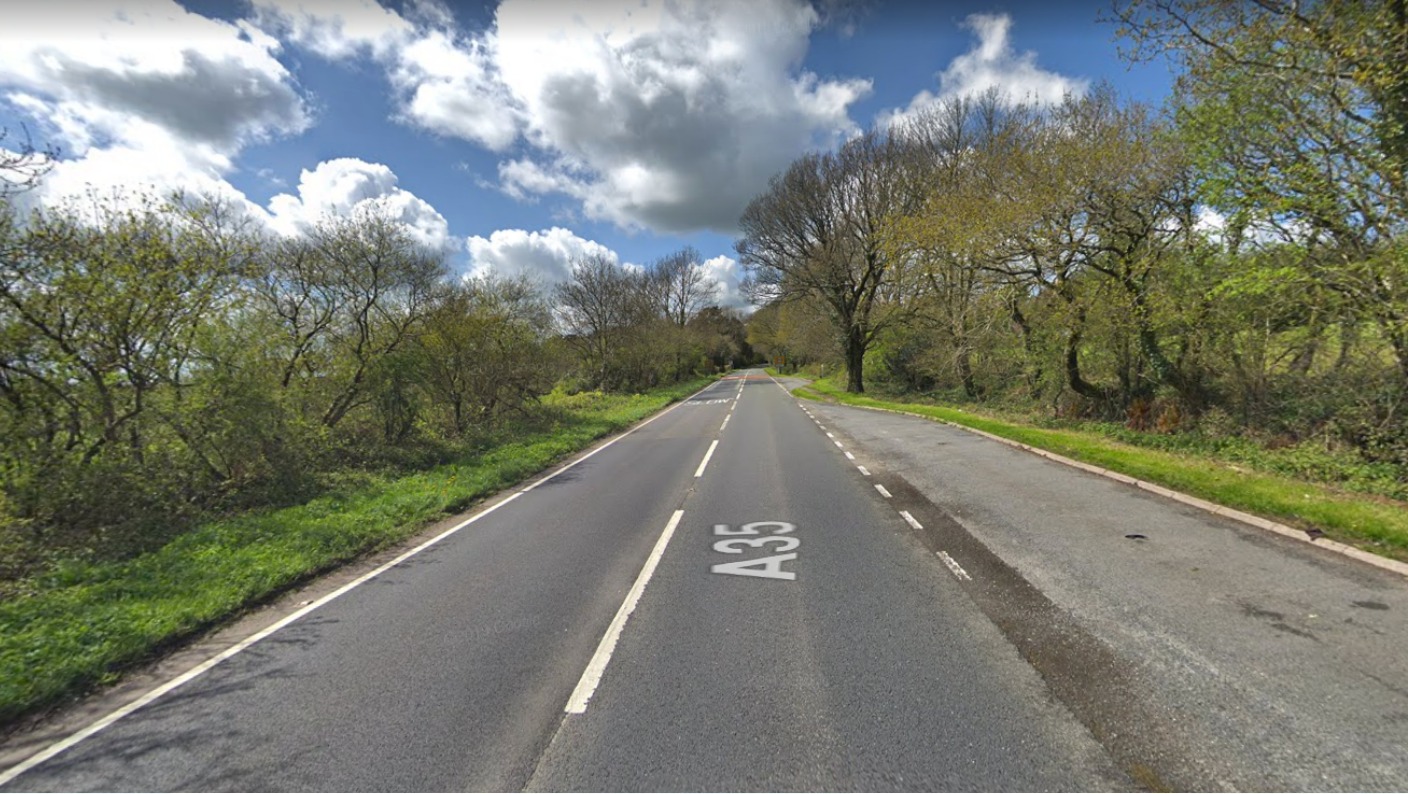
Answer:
xmin=0 ymin=0 xmax=311 ymax=217
xmin=253 ymin=0 xmax=522 ymax=152
xmin=699 ymin=255 xmax=751 ymax=312
xmin=268 ymin=158 xmax=452 ymax=250
xmin=491 ymin=0 xmax=870 ymax=233
xmin=0 ymin=1 xmax=309 ymax=160
xmin=465 ymin=227 xmax=620 ymax=285
xmin=882 ymin=13 xmax=1087 ymax=127
xmin=253 ymin=0 xmax=869 ymax=233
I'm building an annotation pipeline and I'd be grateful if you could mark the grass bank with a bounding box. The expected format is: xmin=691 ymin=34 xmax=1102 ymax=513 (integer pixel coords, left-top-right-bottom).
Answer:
xmin=792 ymin=376 xmax=1408 ymax=565
xmin=0 ymin=378 xmax=712 ymax=728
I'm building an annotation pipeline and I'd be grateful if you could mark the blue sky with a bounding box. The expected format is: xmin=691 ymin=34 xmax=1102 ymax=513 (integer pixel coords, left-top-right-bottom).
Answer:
xmin=0 ymin=0 xmax=1177 ymax=308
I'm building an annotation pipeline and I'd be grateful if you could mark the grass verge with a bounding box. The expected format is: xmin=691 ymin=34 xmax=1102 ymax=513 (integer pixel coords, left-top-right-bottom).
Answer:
xmin=795 ymin=377 xmax=1408 ymax=565
xmin=0 ymin=378 xmax=713 ymax=728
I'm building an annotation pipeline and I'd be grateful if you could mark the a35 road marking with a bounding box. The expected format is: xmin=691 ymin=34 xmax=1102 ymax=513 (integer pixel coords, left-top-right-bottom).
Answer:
xmin=565 ymin=510 xmax=684 ymax=714
xmin=694 ymin=439 xmax=720 ymax=477
xmin=710 ymin=522 xmax=798 ymax=581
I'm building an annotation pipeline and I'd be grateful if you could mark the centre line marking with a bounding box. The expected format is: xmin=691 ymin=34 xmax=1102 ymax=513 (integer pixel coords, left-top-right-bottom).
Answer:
xmin=565 ymin=509 xmax=684 ymax=714
xmin=695 ymin=439 xmax=720 ymax=477
xmin=937 ymin=551 xmax=973 ymax=581
xmin=899 ymin=510 xmax=923 ymax=530
xmin=857 ymin=465 xmax=871 ymax=476
xmin=875 ymin=484 xmax=892 ymax=498
xmin=720 ymin=416 xmax=730 ymax=431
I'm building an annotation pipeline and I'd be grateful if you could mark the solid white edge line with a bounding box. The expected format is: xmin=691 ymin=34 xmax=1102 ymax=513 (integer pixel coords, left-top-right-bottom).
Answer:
xmin=875 ymin=484 xmax=892 ymax=498
xmin=900 ymin=510 xmax=923 ymax=530
xmin=0 ymin=490 xmax=524 ymax=788
xmin=694 ymin=439 xmax=720 ymax=478
xmin=565 ymin=509 xmax=684 ymax=714
xmin=0 ymin=379 xmax=722 ymax=787
xmin=857 ymin=466 xmax=871 ymax=476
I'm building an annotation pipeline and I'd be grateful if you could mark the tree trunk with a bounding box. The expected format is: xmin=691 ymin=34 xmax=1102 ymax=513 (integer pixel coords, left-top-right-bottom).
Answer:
xmin=957 ymin=347 xmax=978 ymax=399
xmin=844 ymin=325 xmax=866 ymax=393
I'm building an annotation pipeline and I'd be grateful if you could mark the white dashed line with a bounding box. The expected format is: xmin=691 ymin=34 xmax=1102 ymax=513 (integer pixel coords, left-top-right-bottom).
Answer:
xmin=857 ymin=466 xmax=871 ymax=476
xmin=694 ymin=439 xmax=720 ymax=478
xmin=937 ymin=551 xmax=973 ymax=581
xmin=566 ymin=510 xmax=684 ymax=713
xmin=844 ymin=451 xmax=855 ymax=460
xmin=899 ymin=510 xmax=923 ymax=530
xmin=826 ymin=432 xmax=835 ymax=438
xmin=833 ymin=440 xmax=844 ymax=449
xmin=875 ymin=484 xmax=892 ymax=498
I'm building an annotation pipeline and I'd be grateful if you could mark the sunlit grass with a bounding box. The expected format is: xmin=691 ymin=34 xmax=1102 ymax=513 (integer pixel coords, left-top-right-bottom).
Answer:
xmin=796 ymin=377 xmax=1408 ymax=564
xmin=0 ymin=378 xmax=712 ymax=727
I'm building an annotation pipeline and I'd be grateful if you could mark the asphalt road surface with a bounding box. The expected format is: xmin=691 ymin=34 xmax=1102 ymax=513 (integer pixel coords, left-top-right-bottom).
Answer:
xmin=2 ymin=369 xmax=1405 ymax=791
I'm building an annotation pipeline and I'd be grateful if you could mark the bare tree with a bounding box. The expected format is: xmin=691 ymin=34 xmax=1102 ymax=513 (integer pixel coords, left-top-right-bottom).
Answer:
xmin=0 ymin=127 xmax=56 ymax=198
xmin=556 ymin=254 xmax=655 ymax=389
xmin=651 ymin=246 xmax=719 ymax=327
xmin=738 ymin=129 xmax=921 ymax=392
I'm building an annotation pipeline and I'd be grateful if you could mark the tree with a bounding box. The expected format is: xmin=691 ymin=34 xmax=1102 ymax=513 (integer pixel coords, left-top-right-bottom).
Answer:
xmin=0 ymin=126 xmax=55 ymax=198
xmin=1113 ymin=0 xmax=1408 ymax=386
xmin=416 ymin=276 xmax=555 ymax=434
xmin=556 ymin=254 xmax=656 ymax=390
xmin=738 ymin=129 xmax=921 ymax=392
xmin=651 ymin=246 xmax=719 ymax=327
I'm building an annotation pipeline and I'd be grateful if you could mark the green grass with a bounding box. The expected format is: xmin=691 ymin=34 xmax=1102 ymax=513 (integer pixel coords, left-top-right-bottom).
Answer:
xmin=795 ymin=377 xmax=1408 ymax=564
xmin=0 ymin=378 xmax=713 ymax=728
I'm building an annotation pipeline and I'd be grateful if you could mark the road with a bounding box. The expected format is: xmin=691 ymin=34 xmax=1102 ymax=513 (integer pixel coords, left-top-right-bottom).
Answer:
xmin=1 ymin=369 xmax=1405 ymax=791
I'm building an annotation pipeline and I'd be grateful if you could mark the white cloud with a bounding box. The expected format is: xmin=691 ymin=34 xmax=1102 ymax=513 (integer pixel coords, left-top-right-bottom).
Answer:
xmin=255 ymin=0 xmax=869 ymax=234
xmin=466 ymin=227 xmax=620 ymax=285
xmin=490 ymin=0 xmax=870 ymax=233
xmin=388 ymin=29 xmax=520 ymax=150
xmin=0 ymin=0 xmax=309 ymax=160
xmin=253 ymin=0 xmax=522 ymax=152
xmin=0 ymin=0 xmax=312 ymax=221
xmin=699 ymin=254 xmax=751 ymax=311
xmin=268 ymin=157 xmax=452 ymax=250
xmin=250 ymin=0 xmax=415 ymax=60
xmin=882 ymin=13 xmax=1087 ymax=127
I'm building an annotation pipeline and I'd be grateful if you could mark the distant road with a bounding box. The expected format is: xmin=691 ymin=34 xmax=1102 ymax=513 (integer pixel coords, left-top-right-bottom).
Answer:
xmin=3 ymin=368 xmax=1405 ymax=791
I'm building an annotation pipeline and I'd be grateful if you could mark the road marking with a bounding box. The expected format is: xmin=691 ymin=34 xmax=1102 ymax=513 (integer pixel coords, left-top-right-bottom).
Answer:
xmin=937 ymin=551 xmax=973 ymax=581
xmin=694 ymin=439 xmax=720 ymax=477
xmin=857 ymin=466 xmax=871 ymax=476
xmin=719 ymin=416 xmax=729 ymax=431
xmin=565 ymin=510 xmax=684 ymax=714
xmin=833 ymin=440 xmax=844 ymax=449
xmin=844 ymin=451 xmax=855 ymax=460
xmin=0 ymin=379 xmax=720 ymax=787
xmin=899 ymin=510 xmax=923 ymax=530
xmin=825 ymin=432 xmax=835 ymax=438
xmin=875 ymin=484 xmax=892 ymax=498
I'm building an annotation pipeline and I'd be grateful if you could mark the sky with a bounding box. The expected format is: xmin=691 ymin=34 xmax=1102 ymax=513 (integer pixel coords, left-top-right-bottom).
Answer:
xmin=0 ymin=0 xmax=1178 ymax=309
